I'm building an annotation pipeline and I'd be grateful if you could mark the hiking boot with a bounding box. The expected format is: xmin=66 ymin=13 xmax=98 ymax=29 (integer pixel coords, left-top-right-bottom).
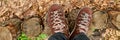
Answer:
xmin=47 ymin=4 xmax=69 ymax=38
xmin=70 ymin=7 xmax=93 ymax=40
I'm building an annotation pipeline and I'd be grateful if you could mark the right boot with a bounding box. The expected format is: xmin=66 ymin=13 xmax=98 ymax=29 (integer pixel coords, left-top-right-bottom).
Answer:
xmin=70 ymin=7 xmax=93 ymax=40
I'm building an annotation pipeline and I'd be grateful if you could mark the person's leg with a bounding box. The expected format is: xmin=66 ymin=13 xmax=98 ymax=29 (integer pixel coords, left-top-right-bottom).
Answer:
xmin=48 ymin=32 xmax=67 ymax=40
xmin=73 ymin=32 xmax=90 ymax=40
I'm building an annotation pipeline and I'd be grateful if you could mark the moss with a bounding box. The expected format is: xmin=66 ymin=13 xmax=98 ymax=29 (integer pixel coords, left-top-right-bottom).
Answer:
xmin=18 ymin=32 xmax=47 ymax=40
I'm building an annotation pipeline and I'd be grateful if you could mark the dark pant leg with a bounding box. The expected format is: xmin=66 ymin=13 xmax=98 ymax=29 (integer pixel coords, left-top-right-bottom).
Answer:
xmin=73 ymin=32 xmax=90 ymax=40
xmin=48 ymin=32 xmax=67 ymax=40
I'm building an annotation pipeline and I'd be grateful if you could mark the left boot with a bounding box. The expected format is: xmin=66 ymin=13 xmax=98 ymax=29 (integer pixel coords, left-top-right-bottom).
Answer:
xmin=47 ymin=4 xmax=70 ymax=39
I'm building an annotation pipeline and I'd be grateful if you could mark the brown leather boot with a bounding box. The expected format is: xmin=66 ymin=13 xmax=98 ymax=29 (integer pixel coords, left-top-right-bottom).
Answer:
xmin=70 ymin=7 xmax=93 ymax=40
xmin=47 ymin=4 xmax=69 ymax=39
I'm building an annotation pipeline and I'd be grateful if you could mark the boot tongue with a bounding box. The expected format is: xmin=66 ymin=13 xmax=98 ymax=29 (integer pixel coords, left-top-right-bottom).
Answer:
xmin=51 ymin=10 xmax=65 ymax=33
xmin=77 ymin=12 xmax=90 ymax=32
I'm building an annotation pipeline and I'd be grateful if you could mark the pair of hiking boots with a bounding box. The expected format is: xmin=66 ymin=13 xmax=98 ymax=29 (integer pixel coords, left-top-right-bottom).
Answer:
xmin=47 ymin=4 xmax=93 ymax=39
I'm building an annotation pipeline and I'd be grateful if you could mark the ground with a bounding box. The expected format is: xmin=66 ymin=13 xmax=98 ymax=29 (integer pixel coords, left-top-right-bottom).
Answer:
xmin=0 ymin=0 xmax=120 ymax=40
